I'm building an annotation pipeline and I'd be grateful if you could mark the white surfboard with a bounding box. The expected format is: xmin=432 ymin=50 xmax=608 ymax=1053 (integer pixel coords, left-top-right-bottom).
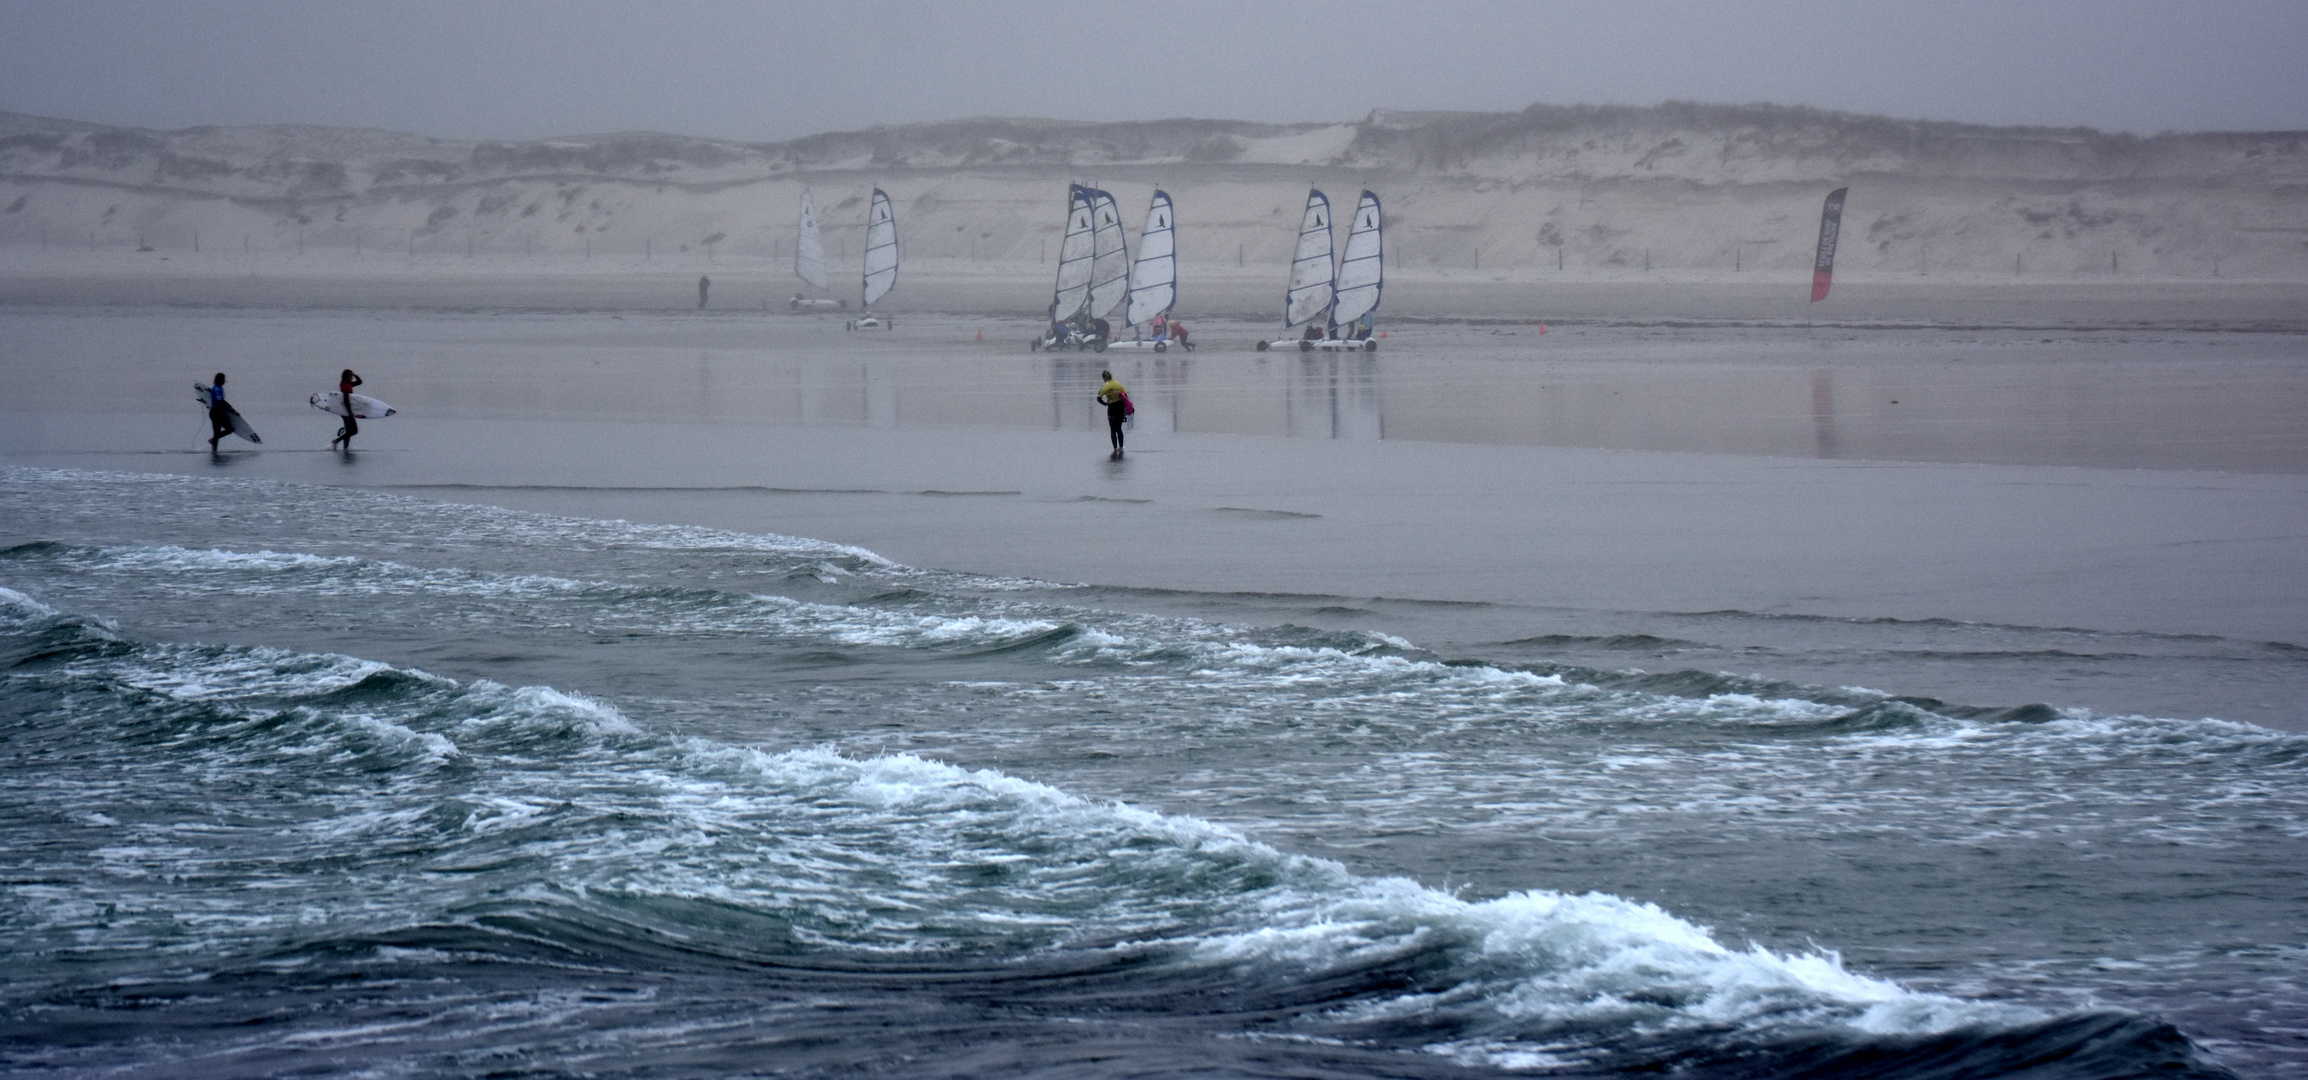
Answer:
xmin=194 ymin=383 xmax=261 ymax=443
xmin=310 ymin=391 xmax=395 ymax=419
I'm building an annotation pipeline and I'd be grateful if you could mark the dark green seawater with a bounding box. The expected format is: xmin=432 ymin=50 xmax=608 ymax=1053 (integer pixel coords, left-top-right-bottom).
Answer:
xmin=2 ymin=468 xmax=2297 ymax=1077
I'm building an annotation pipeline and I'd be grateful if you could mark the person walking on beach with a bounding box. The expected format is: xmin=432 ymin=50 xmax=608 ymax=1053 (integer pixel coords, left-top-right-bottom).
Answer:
xmin=1096 ymin=369 xmax=1130 ymax=459
xmin=205 ymin=373 xmax=233 ymax=451
xmin=698 ymin=275 xmax=710 ymax=309
xmin=330 ymin=368 xmax=364 ymax=451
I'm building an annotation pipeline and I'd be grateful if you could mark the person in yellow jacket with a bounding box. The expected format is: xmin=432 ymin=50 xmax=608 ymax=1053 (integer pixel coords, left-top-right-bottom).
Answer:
xmin=1095 ymin=370 xmax=1130 ymax=458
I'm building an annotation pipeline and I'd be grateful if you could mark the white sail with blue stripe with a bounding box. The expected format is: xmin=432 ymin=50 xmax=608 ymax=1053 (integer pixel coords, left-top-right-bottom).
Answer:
xmin=1330 ymin=190 xmax=1382 ymax=331
xmin=861 ymin=188 xmax=897 ymax=309
xmin=1284 ymin=189 xmax=1335 ymax=328
xmin=1086 ymin=187 xmax=1131 ymax=321
xmin=1124 ymin=190 xmax=1176 ymax=328
xmin=1050 ymin=185 xmax=1095 ymax=323
xmin=795 ymin=187 xmax=829 ymax=290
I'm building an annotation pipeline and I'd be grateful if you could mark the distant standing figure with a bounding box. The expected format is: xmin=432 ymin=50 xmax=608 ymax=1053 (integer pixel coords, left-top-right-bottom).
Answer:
xmin=331 ymin=368 xmax=364 ymax=451
xmin=205 ymin=372 xmax=233 ymax=451
xmin=698 ymin=275 xmax=710 ymax=309
xmin=1096 ymin=369 xmax=1129 ymax=458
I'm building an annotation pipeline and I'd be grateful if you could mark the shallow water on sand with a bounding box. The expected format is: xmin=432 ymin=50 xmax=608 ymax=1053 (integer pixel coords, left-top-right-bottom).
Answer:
xmin=1 ymin=307 xmax=2304 ymax=1076
xmin=6 ymin=308 xmax=2307 ymax=727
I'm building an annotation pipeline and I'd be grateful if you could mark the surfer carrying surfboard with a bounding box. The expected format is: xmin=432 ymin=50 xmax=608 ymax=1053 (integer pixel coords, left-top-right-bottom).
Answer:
xmin=205 ymin=373 xmax=233 ymax=451
xmin=330 ymin=369 xmax=364 ymax=451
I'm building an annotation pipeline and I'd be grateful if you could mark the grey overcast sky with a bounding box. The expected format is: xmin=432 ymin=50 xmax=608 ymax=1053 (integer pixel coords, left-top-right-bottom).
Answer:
xmin=2 ymin=0 xmax=2302 ymax=141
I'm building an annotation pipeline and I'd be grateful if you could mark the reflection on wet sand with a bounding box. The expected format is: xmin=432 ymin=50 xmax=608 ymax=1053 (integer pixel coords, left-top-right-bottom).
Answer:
xmin=1812 ymin=369 xmax=1837 ymax=458
xmin=8 ymin=310 xmax=2302 ymax=474
xmin=1287 ymin=354 xmax=1384 ymax=440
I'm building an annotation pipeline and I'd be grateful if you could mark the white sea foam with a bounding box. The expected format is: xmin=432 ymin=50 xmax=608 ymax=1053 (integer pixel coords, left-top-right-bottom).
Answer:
xmin=1203 ymin=876 xmax=2043 ymax=1050
xmin=343 ymin=712 xmax=461 ymax=761
xmin=481 ymin=684 xmax=645 ymax=736
xmin=108 ymin=545 xmax=362 ymax=573
xmin=0 ymin=585 xmax=60 ymax=619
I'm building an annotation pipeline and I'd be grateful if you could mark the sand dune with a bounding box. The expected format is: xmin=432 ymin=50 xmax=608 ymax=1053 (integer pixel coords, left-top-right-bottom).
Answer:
xmin=3 ymin=103 xmax=2304 ymax=289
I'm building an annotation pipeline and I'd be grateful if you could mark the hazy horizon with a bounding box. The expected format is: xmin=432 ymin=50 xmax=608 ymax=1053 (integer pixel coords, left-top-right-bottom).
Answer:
xmin=3 ymin=0 xmax=2305 ymax=143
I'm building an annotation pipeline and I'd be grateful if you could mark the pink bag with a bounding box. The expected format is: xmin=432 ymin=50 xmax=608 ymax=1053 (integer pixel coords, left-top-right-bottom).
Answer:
xmin=1121 ymin=393 xmax=1135 ymax=416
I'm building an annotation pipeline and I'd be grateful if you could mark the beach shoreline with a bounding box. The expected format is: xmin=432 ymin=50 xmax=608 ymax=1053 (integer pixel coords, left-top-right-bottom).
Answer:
xmin=4 ymin=302 xmax=2305 ymax=728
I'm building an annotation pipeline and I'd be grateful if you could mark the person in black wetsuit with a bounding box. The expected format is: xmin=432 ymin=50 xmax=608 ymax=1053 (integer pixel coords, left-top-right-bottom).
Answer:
xmin=330 ymin=368 xmax=363 ymax=451
xmin=206 ymin=373 xmax=234 ymax=450
xmin=1095 ymin=369 xmax=1128 ymax=458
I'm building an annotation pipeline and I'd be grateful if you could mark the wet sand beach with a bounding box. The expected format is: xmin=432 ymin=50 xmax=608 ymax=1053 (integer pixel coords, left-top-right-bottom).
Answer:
xmin=4 ymin=282 xmax=2305 ymax=728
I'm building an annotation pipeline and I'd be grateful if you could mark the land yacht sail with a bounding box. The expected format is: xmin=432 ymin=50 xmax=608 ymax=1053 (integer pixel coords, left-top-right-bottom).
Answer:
xmin=861 ymin=188 xmax=897 ymax=309
xmin=1050 ymin=185 xmax=1096 ymax=324
xmin=795 ymin=187 xmax=828 ymax=290
xmin=1329 ymin=191 xmax=1382 ymax=332
xmin=1284 ymin=189 xmax=1335 ymax=328
xmin=1085 ymin=187 xmax=1131 ymax=322
xmin=1124 ymin=189 xmax=1176 ymax=328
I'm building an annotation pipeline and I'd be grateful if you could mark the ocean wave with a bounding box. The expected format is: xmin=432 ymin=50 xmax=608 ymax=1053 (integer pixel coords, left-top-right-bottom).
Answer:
xmin=0 ymin=606 xmax=2066 ymax=1059
xmin=1 ymin=467 xmax=2292 ymax=1075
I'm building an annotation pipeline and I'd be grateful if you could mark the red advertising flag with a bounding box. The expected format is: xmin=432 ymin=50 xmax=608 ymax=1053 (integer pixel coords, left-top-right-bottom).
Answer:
xmin=1811 ymin=187 xmax=1848 ymax=302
